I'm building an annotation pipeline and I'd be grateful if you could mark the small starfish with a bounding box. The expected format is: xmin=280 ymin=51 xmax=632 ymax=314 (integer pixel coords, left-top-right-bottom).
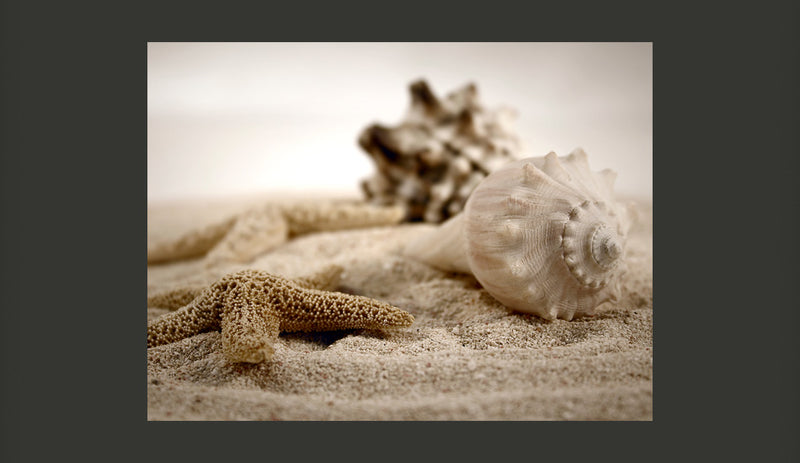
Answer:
xmin=147 ymin=266 xmax=414 ymax=363
xmin=147 ymin=200 xmax=405 ymax=265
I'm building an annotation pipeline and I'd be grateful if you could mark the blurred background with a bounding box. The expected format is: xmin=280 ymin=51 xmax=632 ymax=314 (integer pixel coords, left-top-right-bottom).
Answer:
xmin=148 ymin=42 xmax=652 ymax=203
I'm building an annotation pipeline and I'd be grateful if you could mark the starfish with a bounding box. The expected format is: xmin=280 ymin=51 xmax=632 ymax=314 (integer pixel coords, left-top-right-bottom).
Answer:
xmin=147 ymin=265 xmax=415 ymax=363
xmin=147 ymin=200 xmax=405 ymax=265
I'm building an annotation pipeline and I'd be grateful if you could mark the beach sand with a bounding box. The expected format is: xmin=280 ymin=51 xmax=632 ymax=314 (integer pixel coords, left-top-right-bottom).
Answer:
xmin=147 ymin=193 xmax=653 ymax=420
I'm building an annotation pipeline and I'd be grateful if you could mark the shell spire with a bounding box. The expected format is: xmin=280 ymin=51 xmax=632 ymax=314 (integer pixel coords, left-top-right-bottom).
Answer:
xmin=404 ymin=150 xmax=628 ymax=320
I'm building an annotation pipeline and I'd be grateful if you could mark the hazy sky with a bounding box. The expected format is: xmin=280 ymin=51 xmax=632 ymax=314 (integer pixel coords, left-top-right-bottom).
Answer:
xmin=148 ymin=42 xmax=652 ymax=201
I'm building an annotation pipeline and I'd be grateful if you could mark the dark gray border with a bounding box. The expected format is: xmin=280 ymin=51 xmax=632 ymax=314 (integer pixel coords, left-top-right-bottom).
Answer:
xmin=1 ymin=0 xmax=798 ymax=461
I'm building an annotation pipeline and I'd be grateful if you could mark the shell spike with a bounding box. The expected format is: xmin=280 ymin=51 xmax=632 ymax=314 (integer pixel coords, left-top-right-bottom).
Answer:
xmin=409 ymin=79 xmax=442 ymax=114
xmin=520 ymin=162 xmax=569 ymax=194
xmin=568 ymin=147 xmax=589 ymax=163
xmin=599 ymin=168 xmax=617 ymax=189
xmin=521 ymin=162 xmax=542 ymax=185
xmin=542 ymin=151 xmax=572 ymax=184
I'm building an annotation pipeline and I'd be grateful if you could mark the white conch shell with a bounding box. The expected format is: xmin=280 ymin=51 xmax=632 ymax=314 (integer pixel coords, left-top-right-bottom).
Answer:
xmin=404 ymin=149 xmax=629 ymax=320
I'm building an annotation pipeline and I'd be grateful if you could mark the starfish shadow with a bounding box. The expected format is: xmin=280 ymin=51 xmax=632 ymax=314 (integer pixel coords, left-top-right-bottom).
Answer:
xmin=280 ymin=330 xmax=356 ymax=348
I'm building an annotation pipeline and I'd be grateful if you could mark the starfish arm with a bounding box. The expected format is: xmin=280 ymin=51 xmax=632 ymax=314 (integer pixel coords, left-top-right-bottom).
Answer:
xmin=205 ymin=206 xmax=288 ymax=265
xmin=147 ymin=286 xmax=207 ymax=310
xmin=277 ymin=287 xmax=415 ymax=333
xmin=220 ymin=301 xmax=281 ymax=363
xmin=282 ymin=201 xmax=404 ymax=236
xmin=147 ymin=294 xmax=221 ymax=348
xmin=148 ymin=216 xmax=237 ymax=264
xmin=216 ymin=269 xmax=413 ymax=333
xmin=293 ymin=265 xmax=344 ymax=291
xmin=148 ymin=201 xmax=402 ymax=266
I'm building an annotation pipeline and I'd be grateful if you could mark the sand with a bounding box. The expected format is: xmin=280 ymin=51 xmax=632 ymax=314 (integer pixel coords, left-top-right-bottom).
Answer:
xmin=147 ymin=193 xmax=653 ymax=420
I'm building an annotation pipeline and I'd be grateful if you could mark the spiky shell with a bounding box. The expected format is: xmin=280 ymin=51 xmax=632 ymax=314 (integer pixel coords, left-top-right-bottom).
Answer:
xmin=463 ymin=149 xmax=627 ymax=320
xmin=358 ymin=79 xmax=521 ymax=223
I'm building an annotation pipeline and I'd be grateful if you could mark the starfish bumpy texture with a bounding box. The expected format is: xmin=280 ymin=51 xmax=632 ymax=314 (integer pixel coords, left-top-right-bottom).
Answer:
xmin=147 ymin=200 xmax=405 ymax=265
xmin=147 ymin=266 xmax=415 ymax=363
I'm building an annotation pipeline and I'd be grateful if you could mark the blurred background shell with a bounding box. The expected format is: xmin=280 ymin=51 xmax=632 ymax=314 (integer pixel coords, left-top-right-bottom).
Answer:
xmin=358 ymin=79 xmax=522 ymax=223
